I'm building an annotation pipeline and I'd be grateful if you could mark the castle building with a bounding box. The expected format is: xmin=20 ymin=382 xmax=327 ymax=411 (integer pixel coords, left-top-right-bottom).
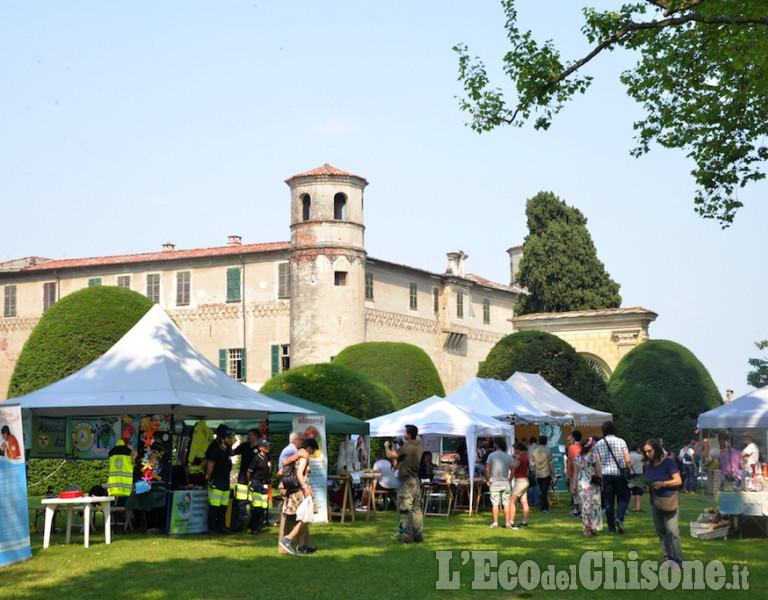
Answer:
xmin=0 ymin=165 xmax=656 ymax=399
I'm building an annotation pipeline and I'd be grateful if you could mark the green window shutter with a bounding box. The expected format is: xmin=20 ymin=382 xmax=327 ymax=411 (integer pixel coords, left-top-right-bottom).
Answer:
xmin=227 ymin=267 xmax=241 ymax=302
xmin=219 ymin=349 xmax=227 ymax=373
xmin=240 ymin=347 xmax=247 ymax=381
xmin=271 ymin=345 xmax=279 ymax=377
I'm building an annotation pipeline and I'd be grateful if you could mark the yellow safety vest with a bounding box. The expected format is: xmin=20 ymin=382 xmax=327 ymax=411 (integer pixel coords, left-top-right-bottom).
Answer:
xmin=107 ymin=443 xmax=133 ymax=497
xmin=189 ymin=420 xmax=213 ymax=465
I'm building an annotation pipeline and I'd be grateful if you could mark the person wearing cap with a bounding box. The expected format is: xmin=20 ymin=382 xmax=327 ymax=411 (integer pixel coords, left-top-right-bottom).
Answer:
xmin=246 ymin=437 xmax=273 ymax=534
xmin=204 ymin=424 xmax=234 ymax=535
xmin=231 ymin=429 xmax=260 ymax=532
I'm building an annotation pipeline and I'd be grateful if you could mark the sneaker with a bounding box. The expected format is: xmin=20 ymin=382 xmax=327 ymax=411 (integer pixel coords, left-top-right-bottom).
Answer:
xmin=509 ymin=522 xmax=519 ymax=529
xmin=615 ymin=519 xmax=625 ymax=534
xmin=541 ymin=510 xmax=550 ymax=514
xmin=296 ymin=545 xmax=314 ymax=555
xmin=505 ymin=522 xmax=513 ymax=529
xmin=520 ymin=522 xmax=528 ymax=527
xmin=489 ymin=522 xmax=498 ymax=528
xmin=279 ymin=536 xmax=296 ymax=555
xmin=355 ymin=505 xmax=368 ymax=512
xmin=571 ymin=507 xmax=580 ymax=516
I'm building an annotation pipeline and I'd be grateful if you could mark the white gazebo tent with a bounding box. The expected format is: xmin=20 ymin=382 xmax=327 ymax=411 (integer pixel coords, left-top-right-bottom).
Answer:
xmin=698 ymin=386 xmax=768 ymax=430
xmin=367 ymin=396 xmax=515 ymax=514
xmin=12 ymin=304 xmax=310 ymax=421
xmin=508 ymin=372 xmax=612 ymax=426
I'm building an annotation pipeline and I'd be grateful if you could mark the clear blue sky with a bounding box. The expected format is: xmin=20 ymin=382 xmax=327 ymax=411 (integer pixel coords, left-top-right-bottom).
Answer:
xmin=2 ymin=1 xmax=766 ymax=401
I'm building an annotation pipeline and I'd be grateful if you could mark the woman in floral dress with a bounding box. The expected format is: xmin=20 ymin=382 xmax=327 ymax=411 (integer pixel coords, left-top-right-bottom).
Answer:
xmin=574 ymin=437 xmax=603 ymax=536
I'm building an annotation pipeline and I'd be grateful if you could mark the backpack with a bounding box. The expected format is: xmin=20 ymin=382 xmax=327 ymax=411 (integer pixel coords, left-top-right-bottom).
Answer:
xmin=281 ymin=462 xmax=300 ymax=491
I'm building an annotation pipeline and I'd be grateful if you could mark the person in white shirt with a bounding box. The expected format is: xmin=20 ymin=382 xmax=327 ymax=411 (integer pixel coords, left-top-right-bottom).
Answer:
xmin=742 ymin=433 xmax=760 ymax=474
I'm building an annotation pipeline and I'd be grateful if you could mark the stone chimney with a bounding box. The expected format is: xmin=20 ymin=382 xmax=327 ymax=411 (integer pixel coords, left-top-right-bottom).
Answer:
xmin=725 ymin=389 xmax=734 ymax=403
xmin=446 ymin=251 xmax=468 ymax=277
xmin=227 ymin=235 xmax=242 ymax=246
xmin=162 ymin=242 xmax=175 ymax=252
xmin=507 ymin=245 xmax=523 ymax=285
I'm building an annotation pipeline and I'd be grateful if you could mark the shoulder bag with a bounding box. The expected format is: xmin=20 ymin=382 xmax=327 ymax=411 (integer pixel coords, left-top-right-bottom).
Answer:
xmin=604 ymin=439 xmax=631 ymax=482
xmin=649 ymin=463 xmax=679 ymax=512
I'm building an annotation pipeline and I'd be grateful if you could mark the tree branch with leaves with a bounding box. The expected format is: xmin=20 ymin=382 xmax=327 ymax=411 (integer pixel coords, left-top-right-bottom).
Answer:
xmin=454 ymin=0 xmax=768 ymax=226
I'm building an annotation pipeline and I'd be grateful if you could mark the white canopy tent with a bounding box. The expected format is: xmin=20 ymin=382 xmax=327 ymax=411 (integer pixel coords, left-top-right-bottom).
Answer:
xmin=508 ymin=372 xmax=612 ymax=426
xmin=698 ymin=386 xmax=768 ymax=430
xmin=367 ymin=396 xmax=515 ymax=514
xmin=11 ymin=304 xmax=309 ymax=421
xmin=443 ymin=377 xmax=573 ymax=425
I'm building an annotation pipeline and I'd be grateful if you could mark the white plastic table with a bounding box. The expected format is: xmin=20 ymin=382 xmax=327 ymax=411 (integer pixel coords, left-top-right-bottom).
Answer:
xmin=41 ymin=495 xmax=115 ymax=549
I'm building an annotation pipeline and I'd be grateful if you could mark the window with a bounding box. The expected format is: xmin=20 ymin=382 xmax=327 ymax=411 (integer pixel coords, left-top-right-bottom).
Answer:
xmin=409 ymin=283 xmax=418 ymax=310
xmin=146 ymin=274 xmax=160 ymax=303
xmin=334 ymin=271 xmax=347 ymax=286
xmin=483 ymin=298 xmax=490 ymax=324
xmin=365 ymin=273 xmax=374 ymax=300
xmin=43 ymin=282 xmax=57 ymax=312
xmin=117 ymin=276 xmax=131 ymax=289
xmin=278 ymin=263 xmax=290 ymax=299
xmin=4 ymin=286 xmax=16 ymax=317
xmin=334 ymin=193 xmax=346 ymax=220
xmin=271 ymin=344 xmax=290 ymax=376
xmin=88 ymin=278 xmax=102 ymax=287
xmin=433 ymin=288 xmax=439 ymax=315
xmin=227 ymin=267 xmax=241 ymax=302
xmin=301 ymin=194 xmax=311 ymax=221
xmin=176 ymin=271 xmax=190 ymax=306
xmin=456 ymin=291 xmax=464 ymax=319
xmin=219 ymin=348 xmax=246 ymax=381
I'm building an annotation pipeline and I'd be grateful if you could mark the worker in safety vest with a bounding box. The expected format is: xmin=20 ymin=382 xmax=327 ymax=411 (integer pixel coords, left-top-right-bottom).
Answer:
xmin=107 ymin=439 xmax=134 ymax=504
xmin=231 ymin=428 xmax=260 ymax=532
xmin=205 ymin=424 xmax=234 ymax=535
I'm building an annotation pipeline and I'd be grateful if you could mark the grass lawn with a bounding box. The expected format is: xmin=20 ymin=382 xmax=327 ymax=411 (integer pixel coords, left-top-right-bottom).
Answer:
xmin=5 ymin=493 xmax=765 ymax=599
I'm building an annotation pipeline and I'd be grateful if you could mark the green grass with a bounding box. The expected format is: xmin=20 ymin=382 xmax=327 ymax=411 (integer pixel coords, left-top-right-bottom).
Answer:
xmin=6 ymin=493 xmax=765 ymax=599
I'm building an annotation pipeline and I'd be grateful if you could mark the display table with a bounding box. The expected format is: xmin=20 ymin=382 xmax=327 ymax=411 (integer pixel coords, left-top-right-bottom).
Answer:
xmin=328 ymin=474 xmax=354 ymax=522
xmin=42 ymin=495 xmax=115 ymax=549
xmin=423 ymin=482 xmax=453 ymax=517
xmin=359 ymin=473 xmax=380 ymax=521
xmin=717 ymin=491 xmax=768 ymax=537
xmin=451 ymin=480 xmax=485 ymax=515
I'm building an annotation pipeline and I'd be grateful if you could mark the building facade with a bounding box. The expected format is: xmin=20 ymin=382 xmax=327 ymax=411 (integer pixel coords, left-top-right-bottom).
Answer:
xmin=0 ymin=164 xmax=656 ymax=399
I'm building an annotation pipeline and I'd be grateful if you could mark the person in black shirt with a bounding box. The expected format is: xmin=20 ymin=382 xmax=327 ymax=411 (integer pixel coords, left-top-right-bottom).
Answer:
xmin=231 ymin=429 xmax=259 ymax=531
xmin=246 ymin=438 xmax=273 ymax=534
xmin=204 ymin=424 xmax=234 ymax=535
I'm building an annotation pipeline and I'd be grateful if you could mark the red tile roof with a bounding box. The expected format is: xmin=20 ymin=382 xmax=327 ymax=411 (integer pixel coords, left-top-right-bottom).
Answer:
xmin=514 ymin=307 xmax=658 ymax=319
xmin=18 ymin=241 xmax=290 ymax=272
xmin=285 ymin=163 xmax=369 ymax=185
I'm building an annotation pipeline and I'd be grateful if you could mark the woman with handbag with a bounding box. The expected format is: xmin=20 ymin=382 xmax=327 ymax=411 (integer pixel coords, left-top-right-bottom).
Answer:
xmin=573 ymin=437 xmax=603 ymax=537
xmin=279 ymin=438 xmax=319 ymax=555
xmin=644 ymin=438 xmax=684 ymax=570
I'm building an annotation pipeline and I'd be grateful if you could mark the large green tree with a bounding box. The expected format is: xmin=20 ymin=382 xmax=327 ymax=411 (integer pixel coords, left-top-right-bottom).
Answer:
xmin=607 ymin=339 xmax=721 ymax=450
xmin=747 ymin=339 xmax=768 ymax=388
xmin=478 ymin=330 xmax=611 ymax=412
xmin=454 ymin=1 xmax=768 ymax=226
xmin=332 ymin=342 xmax=445 ymax=409
xmin=8 ymin=286 xmax=153 ymax=398
xmin=515 ymin=191 xmax=621 ymax=315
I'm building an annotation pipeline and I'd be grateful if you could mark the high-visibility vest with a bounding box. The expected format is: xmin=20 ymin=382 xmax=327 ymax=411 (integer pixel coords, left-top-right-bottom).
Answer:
xmin=209 ymin=483 xmax=229 ymax=507
xmin=234 ymin=483 xmax=250 ymax=501
xmin=189 ymin=421 xmax=213 ymax=465
xmin=107 ymin=442 xmax=133 ymax=496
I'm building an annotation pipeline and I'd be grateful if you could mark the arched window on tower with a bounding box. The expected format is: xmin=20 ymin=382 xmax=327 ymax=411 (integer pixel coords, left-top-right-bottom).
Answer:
xmin=334 ymin=193 xmax=346 ymax=220
xmin=301 ymin=194 xmax=311 ymax=221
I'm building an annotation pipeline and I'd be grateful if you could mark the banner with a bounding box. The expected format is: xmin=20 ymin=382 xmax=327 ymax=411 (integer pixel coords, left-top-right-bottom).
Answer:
xmin=168 ymin=489 xmax=209 ymax=535
xmin=292 ymin=414 xmax=329 ymax=524
xmin=0 ymin=404 xmax=31 ymax=567
xmin=66 ymin=416 xmax=121 ymax=459
xmin=540 ymin=424 xmax=568 ymax=491
xmin=30 ymin=417 xmax=67 ymax=458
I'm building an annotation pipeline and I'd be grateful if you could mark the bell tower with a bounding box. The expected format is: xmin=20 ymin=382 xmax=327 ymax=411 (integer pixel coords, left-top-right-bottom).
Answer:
xmin=285 ymin=164 xmax=368 ymax=367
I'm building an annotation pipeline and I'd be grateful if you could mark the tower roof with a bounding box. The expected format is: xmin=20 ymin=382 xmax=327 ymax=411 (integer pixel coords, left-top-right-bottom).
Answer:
xmin=285 ymin=163 xmax=368 ymax=185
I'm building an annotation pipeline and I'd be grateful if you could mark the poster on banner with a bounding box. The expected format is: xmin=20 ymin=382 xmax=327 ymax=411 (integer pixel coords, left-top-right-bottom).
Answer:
xmin=169 ymin=489 xmax=209 ymax=535
xmin=540 ymin=424 xmax=568 ymax=491
xmin=0 ymin=404 xmax=32 ymax=567
xmin=292 ymin=413 xmax=329 ymax=523
xmin=66 ymin=416 xmax=121 ymax=458
xmin=30 ymin=416 xmax=67 ymax=458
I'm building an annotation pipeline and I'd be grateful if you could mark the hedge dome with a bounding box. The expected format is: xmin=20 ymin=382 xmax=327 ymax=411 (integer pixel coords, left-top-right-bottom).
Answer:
xmin=332 ymin=342 xmax=445 ymax=408
xmin=477 ymin=330 xmax=611 ymax=412
xmin=607 ymin=339 xmax=722 ymax=451
xmin=7 ymin=286 xmax=153 ymax=398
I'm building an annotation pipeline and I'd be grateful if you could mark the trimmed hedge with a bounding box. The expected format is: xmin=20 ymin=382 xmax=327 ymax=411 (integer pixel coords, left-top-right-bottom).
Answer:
xmin=477 ymin=330 xmax=611 ymax=412
xmin=332 ymin=342 xmax=445 ymax=408
xmin=27 ymin=459 xmax=110 ymax=496
xmin=607 ymin=339 xmax=722 ymax=451
xmin=7 ymin=286 xmax=153 ymax=398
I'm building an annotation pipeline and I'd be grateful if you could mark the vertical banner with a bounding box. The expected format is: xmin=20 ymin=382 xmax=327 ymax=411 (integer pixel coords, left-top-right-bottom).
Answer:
xmin=292 ymin=414 xmax=328 ymax=524
xmin=0 ymin=404 xmax=31 ymax=567
xmin=30 ymin=417 xmax=67 ymax=458
xmin=66 ymin=416 xmax=120 ymax=458
xmin=540 ymin=424 xmax=568 ymax=491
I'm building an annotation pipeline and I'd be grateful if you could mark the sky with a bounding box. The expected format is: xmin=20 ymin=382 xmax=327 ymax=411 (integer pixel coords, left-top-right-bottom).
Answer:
xmin=2 ymin=1 xmax=766 ymax=402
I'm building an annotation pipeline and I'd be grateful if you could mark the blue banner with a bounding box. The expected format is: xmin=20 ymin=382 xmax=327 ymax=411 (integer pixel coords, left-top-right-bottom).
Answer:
xmin=0 ymin=404 xmax=31 ymax=567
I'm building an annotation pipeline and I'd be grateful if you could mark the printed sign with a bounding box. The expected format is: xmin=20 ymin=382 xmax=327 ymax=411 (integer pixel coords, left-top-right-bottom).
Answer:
xmin=169 ymin=489 xmax=209 ymax=535
xmin=29 ymin=417 xmax=67 ymax=458
xmin=293 ymin=413 xmax=328 ymax=524
xmin=0 ymin=404 xmax=31 ymax=567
